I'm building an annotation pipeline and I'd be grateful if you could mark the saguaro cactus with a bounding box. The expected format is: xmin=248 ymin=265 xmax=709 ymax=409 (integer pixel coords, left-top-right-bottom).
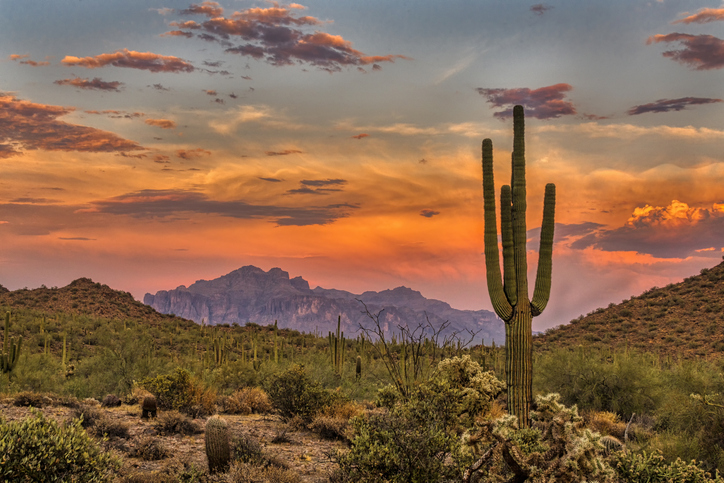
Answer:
xmin=205 ymin=415 xmax=231 ymax=473
xmin=1 ymin=312 xmax=22 ymax=377
xmin=482 ymin=105 xmax=555 ymax=427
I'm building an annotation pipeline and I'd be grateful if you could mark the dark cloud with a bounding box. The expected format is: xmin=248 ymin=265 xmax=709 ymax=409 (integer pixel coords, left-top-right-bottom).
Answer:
xmin=530 ymin=4 xmax=553 ymax=15
xmin=570 ymin=201 xmax=724 ymax=258
xmin=145 ymin=118 xmax=177 ymax=129
xmin=58 ymin=237 xmax=95 ymax=241
xmin=203 ymin=60 xmax=224 ymax=67
xmin=420 ymin=210 xmax=440 ymax=218
xmin=241 ymin=75 xmax=252 ymax=80
xmin=259 ymin=177 xmax=283 ymax=182
xmin=300 ymin=178 xmax=346 ymax=187
xmin=84 ymin=110 xmax=144 ymax=119
xmin=351 ymin=133 xmax=369 ymax=139
xmin=266 ymin=149 xmax=302 ymax=156
xmin=672 ymin=8 xmax=724 ymax=24
xmin=0 ymin=93 xmax=143 ymax=158
xmin=647 ymin=33 xmax=724 ymax=70
xmin=176 ymin=148 xmax=211 ymax=159
xmin=419 ymin=158 xmax=427 ymax=164
xmin=151 ymin=83 xmax=171 ymax=91
xmin=83 ymin=189 xmax=354 ymax=226
xmin=153 ymin=154 xmax=171 ymax=163
xmin=214 ymin=98 xmax=224 ymax=104
xmin=476 ymin=83 xmax=576 ymax=120
xmin=62 ymin=49 xmax=195 ymax=73
xmin=54 ymin=77 xmax=123 ymax=91
xmin=229 ymin=92 xmax=238 ymax=99
xmin=169 ymin=4 xmax=409 ymax=72
xmin=627 ymin=97 xmax=722 ymax=115
xmin=180 ymin=1 xmax=224 ymax=17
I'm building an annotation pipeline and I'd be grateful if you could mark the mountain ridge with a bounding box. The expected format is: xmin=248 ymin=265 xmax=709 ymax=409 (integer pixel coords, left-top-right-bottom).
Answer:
xmin=144 ymin=265 xmax=505 ymax=344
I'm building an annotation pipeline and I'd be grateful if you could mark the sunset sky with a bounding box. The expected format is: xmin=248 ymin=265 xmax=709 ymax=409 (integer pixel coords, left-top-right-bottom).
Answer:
xmin=2 ymin=1 xmax=724 ymax=332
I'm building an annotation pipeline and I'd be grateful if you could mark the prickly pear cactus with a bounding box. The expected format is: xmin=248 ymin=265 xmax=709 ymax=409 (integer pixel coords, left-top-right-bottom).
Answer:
xmin=205 ymin=415 xmax=231 ymax=473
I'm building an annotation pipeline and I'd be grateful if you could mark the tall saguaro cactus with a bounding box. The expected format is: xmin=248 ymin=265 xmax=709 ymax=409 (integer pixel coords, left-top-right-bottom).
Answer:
xmin=1 ymin=312 xmax=22 ymax=377
xmin=482 ymin=105 xmax=556 ymax=427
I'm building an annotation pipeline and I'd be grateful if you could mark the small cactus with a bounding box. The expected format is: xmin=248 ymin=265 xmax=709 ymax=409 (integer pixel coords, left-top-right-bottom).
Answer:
xmin=356 ymin=355 xmax=362 ymax=381
xmin=205 ymin=415 xmax=231 ymax=473
xmin=141 ymin=396 xmax=157 ymax=419
xmin=600 ymin=435 xmax=624 ymax=455
xmin=1 ymin=312 xmax=22 ymax=377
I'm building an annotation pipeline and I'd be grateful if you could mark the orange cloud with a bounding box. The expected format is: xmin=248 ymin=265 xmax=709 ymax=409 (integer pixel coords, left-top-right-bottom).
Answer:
xmin=145 ymin=119 xmax=177 ymax=129
xmin=647 ymin=33 xmax=724 ymax=70
xmin=0 ymin=93 xmax=142 ymax=158
xmin=672 ymin=8 xmax=724 ymax=24
xmin=9 ymin=54 xmax=50 ymax=66
xmin=176 ymin=148 xmax=211 ymax=159
xmin=85 ymin=110 xmax=145 ymax=118
xmin=61 ymin=49 xmax=194 ymax=73
xmin=153 ymin=154 xmax=171 ymax=163
xmin=161 ymin=30 xmax=194 ymax=38
xmin=203 ymin=89 xmax=217 ymax=96
xmin=54 ymin=77 xmax=124 ymax=91
xmin=181 ymin=1 xmax=224 ymax=17
xmin=351 ymin=133 xmax=369 ymax=139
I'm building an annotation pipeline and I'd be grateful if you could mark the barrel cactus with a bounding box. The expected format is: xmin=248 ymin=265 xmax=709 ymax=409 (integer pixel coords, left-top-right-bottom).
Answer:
xmin=141 ymin=396 xmax=157 ymax=419
xmin=482 ymin=105 xmax=556 ymax=427
xmin=205 ymin=415 xmax=231 ymax=473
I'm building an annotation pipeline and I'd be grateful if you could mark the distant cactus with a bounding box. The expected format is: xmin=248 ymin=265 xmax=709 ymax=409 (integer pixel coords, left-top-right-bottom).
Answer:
xmin=205 ymin=415 xmax=231 ymax=473
xmin=328 ymin=315 xmax=345 ymax=374
xmin=141 ymin=396 xmax=157 ymax=419
xmin=1 ymin=312 xmax=22 ymax=377
xmin=481 ymin=105 xmax=556 ymax=427
xmin=356 ymin=355 xmax=362 ymax=381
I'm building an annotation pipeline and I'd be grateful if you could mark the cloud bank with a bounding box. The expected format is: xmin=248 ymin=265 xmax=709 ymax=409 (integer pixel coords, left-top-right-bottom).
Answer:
xmin=627 ymin=97 xmax=722 ymax=115
xmin=647 ymin=33 xmax=724 ymax=70
xmin=62 ymin=49 xmax=195 ymax=73
xmin=476 ymin=83 xmax=576 ymax=119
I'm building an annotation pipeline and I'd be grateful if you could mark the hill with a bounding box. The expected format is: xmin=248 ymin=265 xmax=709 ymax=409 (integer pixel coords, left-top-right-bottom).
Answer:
xmin=0 ymin=278 xmax=188 ymax=325
xmin=144 ymin=265 xmax=505 ymax=344
xmin=534 ymin=260 xmax=724 ymax=359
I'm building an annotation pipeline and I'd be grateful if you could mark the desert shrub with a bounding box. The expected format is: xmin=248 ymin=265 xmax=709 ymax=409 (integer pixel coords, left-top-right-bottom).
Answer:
xmin=154 ymin=410 xmax=201 ymax=435
xmin=615 ymin=450 xmax=724 ymax=482
xmin=14 ymin=390 xmax=49 ymax=407
xmin=129 ymin=435 xmax=169 ymax=461
xmin=72 ymin=403 xmax=104 ymax=428
xmin=584 ymin=410 xmax=627 ymax=439
xmin=101 ymin=394 xmax=122 ymax=407
xmin=335 ymin=356 xmax=504 ymax=482
xmin=225 ymin=461 xmax=302 ymax=483
xmin=221 ymin=387 xmax=273 ymax=415
xmin=92 ymin=416 xmax=131 ymax=439
xmin=265 ymin=364 xmax=337 ymax=422
xmin=232 ymin=432 xmax=264 ymax=465
xmin=140 ymin=367 xmax=216 ymax=417
xmin=309 ymin=400 xmax=364 ymax=441
xmin=0 ymin=408 xmax=120 ymax=482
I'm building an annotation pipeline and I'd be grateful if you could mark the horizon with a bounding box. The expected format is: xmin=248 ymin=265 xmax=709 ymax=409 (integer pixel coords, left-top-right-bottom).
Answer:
xmin=2 ymin=1 xmax=724 ymax=332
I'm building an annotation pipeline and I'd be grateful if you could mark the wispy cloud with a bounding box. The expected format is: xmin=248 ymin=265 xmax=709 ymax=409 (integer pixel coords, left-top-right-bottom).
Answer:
xmin=176 ymin=148 xmax=211 ymax=159
xmin=351 ymin=133 xmax=369 ymax=139
xmin=167 ymin=3 xmax=409 ymax=72
xmin=420 ymin=209 xmax=440 ymax=218
xmin=145 ymin=118 xmax=177 ymax=129
xmin=62 ymin=49 xmax=195 ymax=73
xmin=647 ymin=33 xmax=724 ymax=70
xmin=82 ymin=189 xmax=355 ymax=226
xmin=627 ymin=97 xmax=722 ymax=115
xmin=0 ymin=92 xmax=143 ymax=158
xmin=9 ymin=54 xmax=50 ymax=66
xmin=672 ymin=8 xmax=724 ymax=24
xmin=266 ymin=149 xmax=303 ymax=156
xmin=476 ymin=83 xmax=576 ymax=119
xmin=84 ymin=110 xmax=144 ymax=119
xmin=259 ymin=177 xmax=283 ymax=182
xmin=54 ymin=77 xmax=124 ymax=91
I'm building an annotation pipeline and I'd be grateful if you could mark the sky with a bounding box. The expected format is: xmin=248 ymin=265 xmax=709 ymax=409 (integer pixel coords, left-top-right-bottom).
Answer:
xmin=1 ymin=0 xmax=724 ymax=332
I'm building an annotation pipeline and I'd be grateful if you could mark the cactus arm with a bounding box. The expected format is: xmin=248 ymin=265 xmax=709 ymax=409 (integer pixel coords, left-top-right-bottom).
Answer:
xmin=531 ymin=183 xmax=556 ymax=316
xmin=500 ymin=185 xmax=517 ymax=306
xmin=482 ymin=139 xmax=513 ymax=321
xmin=511 ymin=105 xmax=529 ymax=300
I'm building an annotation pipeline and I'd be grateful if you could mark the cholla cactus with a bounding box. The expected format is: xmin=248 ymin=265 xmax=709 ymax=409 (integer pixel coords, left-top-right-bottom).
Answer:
xmin=205 ymin=415 xmax=231 ymax=473
xmin=463 ymin=393 xmax=616 ymax=483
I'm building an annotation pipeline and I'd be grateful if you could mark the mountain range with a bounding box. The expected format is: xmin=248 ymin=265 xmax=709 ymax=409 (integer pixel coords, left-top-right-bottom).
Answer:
xmin=144 ymin=266 xmax=505 ymax=344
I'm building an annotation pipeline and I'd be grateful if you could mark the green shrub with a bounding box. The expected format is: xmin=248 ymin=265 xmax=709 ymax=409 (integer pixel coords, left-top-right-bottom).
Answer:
xmin=265 ymin=364 xmax=336 ymax=422
xmin=0 ymin=409 xmax=119 ymax=482
xmin=140 ymin=367 xmax=215 ymax=416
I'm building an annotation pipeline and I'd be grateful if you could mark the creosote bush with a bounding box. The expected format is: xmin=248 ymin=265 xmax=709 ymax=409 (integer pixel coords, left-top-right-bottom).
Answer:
xmin=0 ymin=408 xmax=120 ymax=482
xmin=265 ymin=363 xmax=339 ymax=423
xmin=140 ymin=367 xmax=216 ymax=417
